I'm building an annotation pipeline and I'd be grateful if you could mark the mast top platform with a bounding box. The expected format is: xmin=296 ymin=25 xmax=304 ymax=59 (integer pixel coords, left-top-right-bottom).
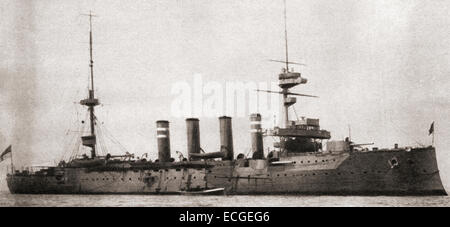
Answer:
xmin=278 ymin=70 xmax=307 ymax=89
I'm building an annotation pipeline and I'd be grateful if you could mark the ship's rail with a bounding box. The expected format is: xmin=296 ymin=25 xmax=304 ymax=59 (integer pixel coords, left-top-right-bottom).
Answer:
xmin=268 ymin=128 xmax=331 ymax=139
xmin=83 ymin=160 xmax=218 ymax=172
xmin=9 ymin=166 xmax=55 ymax=175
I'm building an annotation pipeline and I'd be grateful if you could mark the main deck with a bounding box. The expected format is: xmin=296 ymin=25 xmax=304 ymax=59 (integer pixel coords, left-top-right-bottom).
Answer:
xmin=7 ymin=147 xmax=446 ymax=195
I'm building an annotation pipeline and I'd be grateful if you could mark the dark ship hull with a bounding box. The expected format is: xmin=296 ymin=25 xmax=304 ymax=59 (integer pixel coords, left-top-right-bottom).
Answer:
xmin=7 ymin=146 xmax=446 ymax=195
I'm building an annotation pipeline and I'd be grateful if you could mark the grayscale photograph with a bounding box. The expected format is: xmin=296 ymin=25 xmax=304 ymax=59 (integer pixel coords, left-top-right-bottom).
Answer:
xmin=0 ymin=0 xmax=449 ymax=208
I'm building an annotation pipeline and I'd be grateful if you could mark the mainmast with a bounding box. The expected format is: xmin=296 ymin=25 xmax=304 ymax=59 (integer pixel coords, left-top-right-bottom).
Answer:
xmin=279 ymin=0 xmax=302 ymax=128
xmin=80 ymin=12 xmax=99 ymax=158
xmin=259 ymin=0 xmax=313 ymax=128
xmin=283 ymin=0 xmax=289 ymax=72
xmin=89 ymin=12 xmax=95 ymax=98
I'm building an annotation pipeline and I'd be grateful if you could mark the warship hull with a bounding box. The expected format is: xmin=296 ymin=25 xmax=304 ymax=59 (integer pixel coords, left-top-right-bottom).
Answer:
xmin=7 ymin=147 xmax=446 ymax=195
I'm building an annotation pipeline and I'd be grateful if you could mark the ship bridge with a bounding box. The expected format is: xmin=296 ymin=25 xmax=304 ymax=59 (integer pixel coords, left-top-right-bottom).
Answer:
xmin=268 ymin=117 xmax=331 ymax=139
xmin=278 ymin=71 xmax=307 ymax=89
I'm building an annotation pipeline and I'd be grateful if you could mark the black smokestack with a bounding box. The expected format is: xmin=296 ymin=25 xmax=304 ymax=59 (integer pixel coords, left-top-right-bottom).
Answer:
xmin=156 ymin=120 xmax=171 ymax=162
xmin=219 ymin=116 xmax=233 ymax=161
xmin=186 ymin=118 xmax=200 ymax=160
xmin=250 ymin=113 xmax=264 ymax=159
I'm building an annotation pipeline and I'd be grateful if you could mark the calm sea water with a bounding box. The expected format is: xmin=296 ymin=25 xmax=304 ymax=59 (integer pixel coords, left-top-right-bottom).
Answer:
xmin=0 ymin=191 xmax=449 ymax=207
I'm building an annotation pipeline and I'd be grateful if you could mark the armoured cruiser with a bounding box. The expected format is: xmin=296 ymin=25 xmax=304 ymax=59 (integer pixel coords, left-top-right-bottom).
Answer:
xmin=4 ymin=9 xmax=446 ymax=195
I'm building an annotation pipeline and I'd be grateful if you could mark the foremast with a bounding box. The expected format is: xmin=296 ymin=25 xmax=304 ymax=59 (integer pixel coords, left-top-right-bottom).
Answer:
xmin=80 ymin=12 xmax=99 ymax=158
xmin=259 ymin=0 xmax=330 ymax=153
xmin=259 ymin=0 xmax=313 ymax=128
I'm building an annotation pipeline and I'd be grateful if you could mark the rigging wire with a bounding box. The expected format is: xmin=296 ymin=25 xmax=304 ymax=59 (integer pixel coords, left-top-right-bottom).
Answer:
xmin=59 ymin=119 xmax=78 ymax=161
xmin=59 ymin=123 xmax=80 ymax=162
xmin=99 ymin=122 xmax=130 ymax=154
xmin=60 ymin=110 xmax=88 ymax=162
xmin=69 ymin=111 xmax=89 ymax=161
xmin=94 ymin=118 xmax=109 ymax=156
xmin=292 ymin=106 xmax=300 ymax=121
xmin=58 ymin=103 xmax=81 ymax=162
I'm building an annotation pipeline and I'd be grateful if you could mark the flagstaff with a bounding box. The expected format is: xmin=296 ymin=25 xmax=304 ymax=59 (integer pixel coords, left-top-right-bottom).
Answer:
xmin=429 ymin=121 xmax=435 ymax=146
xmin=0 ymin=145 xmax=13 ymax=173
xmin=10 ymin=145 xmax=13 ymax=174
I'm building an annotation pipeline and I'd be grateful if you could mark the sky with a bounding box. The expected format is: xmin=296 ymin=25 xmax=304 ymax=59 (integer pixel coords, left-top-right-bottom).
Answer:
xmin=1 ymin=0 xmax=450 ymax=190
